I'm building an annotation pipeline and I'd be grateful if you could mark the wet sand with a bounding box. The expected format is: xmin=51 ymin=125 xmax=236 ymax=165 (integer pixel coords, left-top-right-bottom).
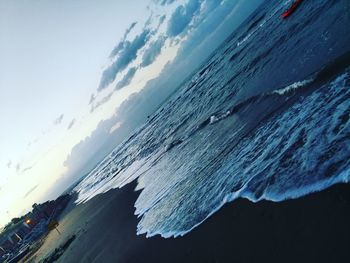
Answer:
xmin=31 ymin=181 xmax=350 ymax=263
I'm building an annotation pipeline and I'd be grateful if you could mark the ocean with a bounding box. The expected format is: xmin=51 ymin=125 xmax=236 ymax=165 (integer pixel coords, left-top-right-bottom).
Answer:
xmin=74 ymin=0 xmax=350 ymax=238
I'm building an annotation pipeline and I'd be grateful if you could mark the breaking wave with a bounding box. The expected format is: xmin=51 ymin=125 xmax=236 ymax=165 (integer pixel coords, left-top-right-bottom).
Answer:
xmin=135 ymin=70 xmax=350 ymax=238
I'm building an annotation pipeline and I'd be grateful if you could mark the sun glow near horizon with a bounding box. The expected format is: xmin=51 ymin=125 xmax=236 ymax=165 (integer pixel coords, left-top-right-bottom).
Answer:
xmin=0 ymin=7 xmax=182 ymax=227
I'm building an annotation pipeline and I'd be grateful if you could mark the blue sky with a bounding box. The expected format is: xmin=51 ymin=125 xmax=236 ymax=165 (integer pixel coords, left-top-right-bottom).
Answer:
xmin=0 ymin=0 xmax=262 ymax=227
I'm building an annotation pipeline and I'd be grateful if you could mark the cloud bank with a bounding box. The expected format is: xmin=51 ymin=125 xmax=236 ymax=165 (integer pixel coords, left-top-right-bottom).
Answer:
xmin=67 ymin=119 xmax=76 ymax=130
xmin=98 ymin=0 xmax=202 ymax=93
xmin=99 ymin=29 xmax=152 ymax=91
xmin=141 ymin=36 xmax=166 ymax=67
xmin=90 ymin=92 xmax=113 ymax=113
xmin=23 ymin=184 xmax=39 ymax=198
xmin=89 ymin=94 xmax=96 ymax=105
xmin=166 ymin=0 xmax=201 ymax=37
xmin=115 ymin=67 xmax=137 ymax=90
xmin=54 ymin=114 xmax=64 ymax=125
xmin=158 ymin=0 xmax=176 ymax=6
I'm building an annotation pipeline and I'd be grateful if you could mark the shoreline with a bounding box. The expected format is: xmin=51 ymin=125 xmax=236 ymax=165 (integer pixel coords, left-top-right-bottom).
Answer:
xmin=30 ymin=181 xmax=350 ymax=262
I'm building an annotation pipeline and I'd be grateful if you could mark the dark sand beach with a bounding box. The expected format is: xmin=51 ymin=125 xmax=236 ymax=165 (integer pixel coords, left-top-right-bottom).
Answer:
xmin=28 ymin=181 xmax=349 ymax=263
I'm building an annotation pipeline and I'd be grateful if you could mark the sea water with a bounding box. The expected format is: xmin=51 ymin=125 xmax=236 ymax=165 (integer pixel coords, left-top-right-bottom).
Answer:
xmin=75 ymin=0 xmax=350 ymax=237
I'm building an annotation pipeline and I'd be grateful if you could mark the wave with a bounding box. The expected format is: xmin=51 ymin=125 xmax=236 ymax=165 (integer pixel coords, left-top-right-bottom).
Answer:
xmin=190 ymin=51 xmax=350 ymax=139
xmin=188 ymin=76 xmax=314 ymax=137
xmin=135 ymin=69 xmax=350 ymax=238
xmin=272 ymin=78 xmax=314 ymax=95
xmin=165 ymin=139 xmax=183 ymax=152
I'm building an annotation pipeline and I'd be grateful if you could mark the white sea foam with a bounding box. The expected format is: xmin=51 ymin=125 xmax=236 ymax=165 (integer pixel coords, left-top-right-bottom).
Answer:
xmin=209 ymin=111 xmax=231 ymax=124
xmin=133 ymin=71 xmax=350 ymax=238
xmin=272 ymin=78 xmax=314 ymax=95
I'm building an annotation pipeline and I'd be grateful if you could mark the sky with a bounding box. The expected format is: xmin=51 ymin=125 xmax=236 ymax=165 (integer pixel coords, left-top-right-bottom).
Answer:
xmin=0 ymin=0 xmax=262 ymax=227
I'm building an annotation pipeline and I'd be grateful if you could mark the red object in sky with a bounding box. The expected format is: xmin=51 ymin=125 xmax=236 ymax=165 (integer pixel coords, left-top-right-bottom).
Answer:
xmin=281 ymin=0 xmax=303 ymax=19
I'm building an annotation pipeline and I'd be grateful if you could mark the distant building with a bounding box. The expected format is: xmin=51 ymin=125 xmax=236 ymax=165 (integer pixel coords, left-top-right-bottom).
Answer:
xmin=0 ymin=221 xmax=31 ymax=254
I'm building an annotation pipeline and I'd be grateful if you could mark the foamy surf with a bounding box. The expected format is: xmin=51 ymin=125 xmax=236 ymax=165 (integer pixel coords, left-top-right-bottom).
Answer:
xmin=272 ymin=78 xmax=314 ymax=95
xmin=74 ymin=0 xmax=350 ymax=239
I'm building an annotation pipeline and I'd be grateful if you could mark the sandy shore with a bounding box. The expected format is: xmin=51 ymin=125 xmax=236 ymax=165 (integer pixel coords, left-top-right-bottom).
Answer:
xmin=30 ymin=181 xmax=350 ymax=263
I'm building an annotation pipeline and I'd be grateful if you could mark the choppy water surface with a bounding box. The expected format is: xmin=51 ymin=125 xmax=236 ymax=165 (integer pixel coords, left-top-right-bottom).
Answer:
xmin=75 ymin=0 xmax=350 ymax=237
